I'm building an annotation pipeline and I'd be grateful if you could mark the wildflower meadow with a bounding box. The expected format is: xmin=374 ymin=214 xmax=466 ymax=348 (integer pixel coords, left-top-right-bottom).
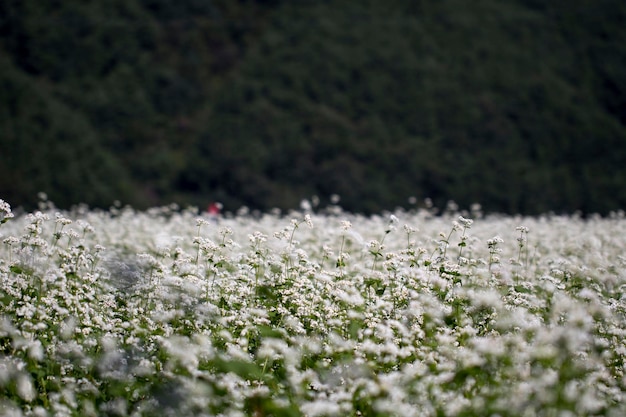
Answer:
xmin=0 ymin=198 xmax=624 ymax=416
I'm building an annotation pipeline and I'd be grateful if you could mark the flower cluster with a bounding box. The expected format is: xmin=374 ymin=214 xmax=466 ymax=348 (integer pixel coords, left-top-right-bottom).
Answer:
xmin=0 ymin=198 xmax=15 ymax=224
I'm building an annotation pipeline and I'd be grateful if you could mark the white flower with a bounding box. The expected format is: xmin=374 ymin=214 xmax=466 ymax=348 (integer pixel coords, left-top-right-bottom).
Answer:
xmin=0 ymin=198 xmax=12 ymax=214
xmin=487 ymin=236 xmax=504 ymax=246
xmin=304 ymin=214 xmax=314 ymax=228
xmin=249 ymin=231 xmax=267 ymax=245
xmin=16 ymin=373 xmax=36 ymax=402
xmin=196 ymin=218 xmax=210 ymax=227
xmin=27 ymin=340 xmax=44 ymax=362
xmin=369 ymin=239 xmax=383 ymax=252
xmin=3 ymin=236 xmax=19 ymax=245
xmin=0 ymin=199 xmax=14 ymax=224
xmin=403 ymin=224 xmax=417 ymax=234
xmin=55 ymin=213 xmax=72 ymax=226
xmin=458 ymin=216 xmax=473 ymax=228
xmin=219 ymin=226 xmax=233 ymax=236
xmin=76 ymin=219 xmax=94 ymax=234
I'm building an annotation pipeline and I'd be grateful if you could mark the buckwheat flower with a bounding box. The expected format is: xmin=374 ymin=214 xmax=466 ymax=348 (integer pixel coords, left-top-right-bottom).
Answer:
xmin=273 ymin=227 xmax=290 ymax=240
xmin=100 ymin=398 xmax=128 ymax=416
xmin=194 ymin=237 xmax=219 ymax=253
xmin=487 ymin=236 xmax=504 ymax=247
xmin=27 ymin=236 xmax=47 ymax=248
xmin=458 ymin=216 xmax=473 ymax=228
xmin=0 ymin=199 xmax=14 ymax=224
xmin=471 ymin=335 xmax=505 ymax=357
xmin=137 ymin=253 xmax=158 ymax=267
xmin=383 ymin=257 xmax=399 ymax=272
xmin=249 ymin=231 xmax=267 ymax=244
xmin=66 ymin=229 xmax=80 ymax=241
xmin=388 ymin=214 xmax=399 ymax=230
xmin=369 ymin=240 xmax=384 ymax=253
xmin=3 ymin=236 xmax=19 ymax=246
xmin=16 ymin=372 xmax=36 ymax=402
xmin=0 ymin=198 xmax=11 ymax=213
xmin=55 ymin=213 xmax=72 ymax=226
xmin=25 ymin=223 xmax=43 ymax=235
xmin=27 ymin=340 xmax=44 ymax=362
xmin=469 ymin=289 xmax=502 ymax=310
xmin=403 ymin=224 xmax=417 ymax=234
xmin=26 ymin=212 xmax=47 ymax=226
xmin=515 ymin=225 xmax=529 ymax=234
xmin=295 ymin=248 xmax=308 ymax=262
xmin=219 ymin=226 xmax=233 ymax=236
xmin=76 ymin=219 xmax=94 ymax=234
xmin=301 ymin=399 xmax=342 ymax=416
xmin=340 ymin=220 xmax=352 ymax=231
xmin=31 ymin=406 xmax=48 ymax=417
xmin=304 ymin=214 xmax=313 ymax=228
xmin=196 ymin=218 xmax=210 ymax=227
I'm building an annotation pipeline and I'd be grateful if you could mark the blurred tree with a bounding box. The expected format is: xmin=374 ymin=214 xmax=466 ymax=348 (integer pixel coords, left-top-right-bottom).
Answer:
xmin=0 ymin=0 xmax=624 ymax=214
xmin=0 ymin=56 xmax=134 ymax=208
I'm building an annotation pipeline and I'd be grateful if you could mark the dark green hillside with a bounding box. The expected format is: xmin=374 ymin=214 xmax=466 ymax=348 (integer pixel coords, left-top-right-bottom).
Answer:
xmin=1 ymin=0 xmax=625 ymax=214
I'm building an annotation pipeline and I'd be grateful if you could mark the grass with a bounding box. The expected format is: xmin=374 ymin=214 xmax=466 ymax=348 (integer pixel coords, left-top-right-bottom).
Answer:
xmin=0 ymin=198 xmax=625 ymax=416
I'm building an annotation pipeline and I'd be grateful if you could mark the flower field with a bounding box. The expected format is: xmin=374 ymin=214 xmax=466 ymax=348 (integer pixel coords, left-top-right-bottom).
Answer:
xmin=1 ymin=199 xmax=625 ymax=416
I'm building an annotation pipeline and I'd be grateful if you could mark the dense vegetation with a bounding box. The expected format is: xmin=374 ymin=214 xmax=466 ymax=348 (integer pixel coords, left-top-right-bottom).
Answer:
xmin=1 ymin=0 xmax=625 ymax=214
xmin=1 ymin=200 xmax=625 ymax=415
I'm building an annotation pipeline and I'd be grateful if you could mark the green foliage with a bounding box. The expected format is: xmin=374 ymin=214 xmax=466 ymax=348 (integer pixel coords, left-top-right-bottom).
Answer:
xmin=1 ymin=0 xmax=625 ymax=214
xmin=0 ymin=56 xmax=134 ymax=208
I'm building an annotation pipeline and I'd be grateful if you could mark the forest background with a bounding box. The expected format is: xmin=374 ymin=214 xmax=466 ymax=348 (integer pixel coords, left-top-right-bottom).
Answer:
xmin=1 ymin=0 xmax=625 ymax=216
